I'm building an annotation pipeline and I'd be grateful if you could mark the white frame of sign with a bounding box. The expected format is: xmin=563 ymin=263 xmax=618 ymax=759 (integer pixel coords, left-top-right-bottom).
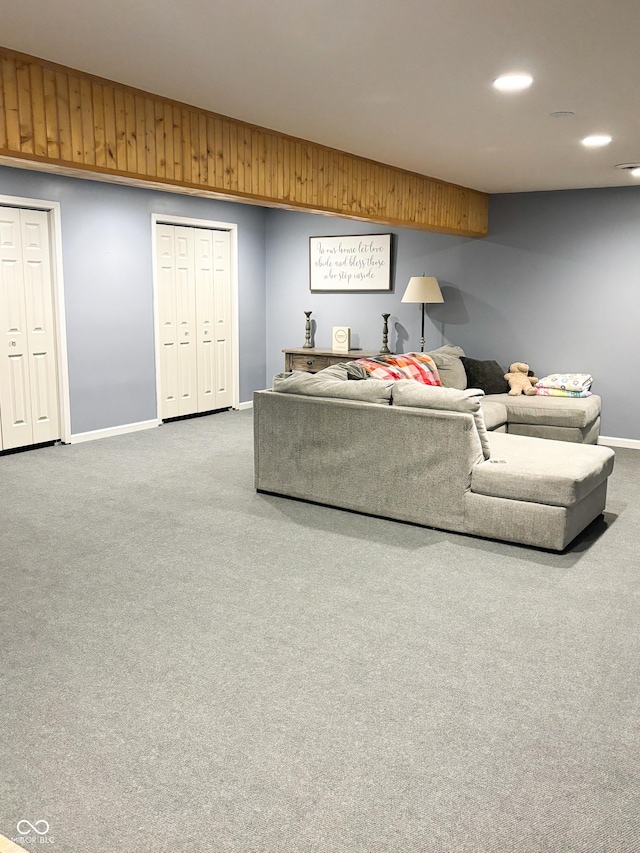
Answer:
xmin=309 ymin=234 xmax=393 ymax=292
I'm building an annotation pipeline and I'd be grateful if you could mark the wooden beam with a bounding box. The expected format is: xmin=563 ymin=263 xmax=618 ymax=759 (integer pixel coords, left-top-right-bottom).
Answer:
xmin=0 ymin=46 xmax=488 ymax=236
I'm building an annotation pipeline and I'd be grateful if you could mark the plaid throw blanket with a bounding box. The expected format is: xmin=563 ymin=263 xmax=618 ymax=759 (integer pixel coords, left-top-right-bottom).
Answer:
xmin=355 ymin=352 xmax=441 ymax=385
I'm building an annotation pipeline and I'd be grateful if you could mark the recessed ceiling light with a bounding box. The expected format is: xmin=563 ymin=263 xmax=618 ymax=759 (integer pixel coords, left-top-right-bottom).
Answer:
xmin=615 ymin=163 xmax=640 ymax=174
xmin=581 ymin=135 xmax=612 ymax=147
xmin=493 ymin=74 xmax=533 ymax=92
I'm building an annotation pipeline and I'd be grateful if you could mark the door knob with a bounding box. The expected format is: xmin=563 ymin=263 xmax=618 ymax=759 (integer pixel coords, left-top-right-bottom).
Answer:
xmin=9 ymin=340 xmax=16 ymax=347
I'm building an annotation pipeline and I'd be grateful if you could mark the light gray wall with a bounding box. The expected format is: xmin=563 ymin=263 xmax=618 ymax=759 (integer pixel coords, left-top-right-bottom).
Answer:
xmin=0 ymin=165 xmax=267 ymax=434
xmin=265 ymin=209 xmax=471 ymax=380
xmin=453 ymin=187 xmax=639 ymax=441
xmin=265 ymin=188 xmax=640 ymax=440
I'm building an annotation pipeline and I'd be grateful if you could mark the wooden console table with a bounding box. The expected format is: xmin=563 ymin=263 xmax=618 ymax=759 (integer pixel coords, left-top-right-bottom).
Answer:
xmin=283 ymin=347 xmax=379 ymax=374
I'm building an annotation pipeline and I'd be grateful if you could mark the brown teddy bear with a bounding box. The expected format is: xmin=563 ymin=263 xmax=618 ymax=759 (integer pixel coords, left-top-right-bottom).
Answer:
xmin=504 ymin=362 xmax=539 ymax=396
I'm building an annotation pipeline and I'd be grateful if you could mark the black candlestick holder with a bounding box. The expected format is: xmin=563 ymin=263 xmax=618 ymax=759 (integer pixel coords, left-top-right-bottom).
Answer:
xmin=380 ymin=313 xmax=391 ymax=354
xmin=303 ymin=311 xmax=313 ymax=348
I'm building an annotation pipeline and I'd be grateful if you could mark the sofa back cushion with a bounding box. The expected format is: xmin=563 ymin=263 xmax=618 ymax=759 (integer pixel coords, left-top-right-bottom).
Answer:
xmin=426 ymin=345 xmax=467 ymax=390
xmin=272 ymin=371 xmax=393 ymax=405
xmin=391 ymin=380 xmax=491 ymax=459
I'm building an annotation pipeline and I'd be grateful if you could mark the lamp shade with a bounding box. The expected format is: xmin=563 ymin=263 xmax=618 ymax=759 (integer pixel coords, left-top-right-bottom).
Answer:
xmin=401 ymin=276 xmax=443 ymax=304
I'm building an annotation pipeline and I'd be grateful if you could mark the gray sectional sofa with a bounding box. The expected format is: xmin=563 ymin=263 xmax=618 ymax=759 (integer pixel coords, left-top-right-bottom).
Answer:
xmin=254 ymin=369 xmax=615 ymax=551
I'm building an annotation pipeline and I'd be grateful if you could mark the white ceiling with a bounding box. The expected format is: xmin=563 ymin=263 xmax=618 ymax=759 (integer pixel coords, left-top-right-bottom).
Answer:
xmin=3 ymin=0 xmax=640 ymax=194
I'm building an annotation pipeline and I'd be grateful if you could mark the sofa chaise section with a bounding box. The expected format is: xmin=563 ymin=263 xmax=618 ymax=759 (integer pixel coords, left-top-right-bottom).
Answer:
xmin=466 ymin=432 xmax=613 ymax=550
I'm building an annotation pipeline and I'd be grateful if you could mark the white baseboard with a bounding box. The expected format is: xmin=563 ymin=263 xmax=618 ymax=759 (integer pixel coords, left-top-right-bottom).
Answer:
xmin=598 ymin=435 xmax=640 ymax=450
xmin=235 ymin=400 xmax=253 ymax=411
xmin=70 ymin=419 xmax=159 ymax=444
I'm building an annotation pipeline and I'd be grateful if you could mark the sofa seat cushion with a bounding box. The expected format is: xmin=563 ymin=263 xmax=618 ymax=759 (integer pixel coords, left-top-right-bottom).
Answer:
xmin=480 ymin=400 xmax=508 ymax=430
xmin=482 ymin=393 xmax=601 ymax=428
xmin=471 ymin=432 xmax=615 ymax=507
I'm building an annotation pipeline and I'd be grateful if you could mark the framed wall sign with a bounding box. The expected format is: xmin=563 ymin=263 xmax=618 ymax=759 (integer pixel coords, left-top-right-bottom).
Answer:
xmin=309 ymin=234 xmax=393 ymax=292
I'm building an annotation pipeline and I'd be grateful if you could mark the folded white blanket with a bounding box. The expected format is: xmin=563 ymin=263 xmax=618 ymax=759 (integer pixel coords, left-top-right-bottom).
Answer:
xmin=536 ymin=373 xmax=593 ymax=391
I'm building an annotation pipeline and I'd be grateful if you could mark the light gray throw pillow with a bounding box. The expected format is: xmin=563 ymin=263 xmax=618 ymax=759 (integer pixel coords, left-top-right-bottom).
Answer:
xmin=426 ymin=345 xmax=467 ymax=390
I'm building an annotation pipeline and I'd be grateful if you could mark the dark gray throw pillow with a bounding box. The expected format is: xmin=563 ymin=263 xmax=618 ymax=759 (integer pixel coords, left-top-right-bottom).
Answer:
xmin=460 ymin=357 xmax=509 ymax=395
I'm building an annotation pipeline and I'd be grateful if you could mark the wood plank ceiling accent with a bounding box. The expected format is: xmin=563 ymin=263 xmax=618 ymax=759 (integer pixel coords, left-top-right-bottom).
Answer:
xmin=0 ymin=47 xmax=488 ymax=236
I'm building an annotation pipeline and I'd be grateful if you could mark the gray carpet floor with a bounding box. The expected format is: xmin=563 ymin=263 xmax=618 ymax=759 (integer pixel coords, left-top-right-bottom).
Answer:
xmin=1 ymin=409 xmax=639 ymax=853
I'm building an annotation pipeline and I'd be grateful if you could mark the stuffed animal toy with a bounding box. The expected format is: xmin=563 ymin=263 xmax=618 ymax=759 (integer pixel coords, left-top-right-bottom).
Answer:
xmin=504 ymin=362 xmax=539 ymax=396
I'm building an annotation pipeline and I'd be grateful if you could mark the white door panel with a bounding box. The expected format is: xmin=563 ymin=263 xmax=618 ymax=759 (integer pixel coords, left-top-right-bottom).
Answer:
xmin=215 ymin=338 xmax=229 ymax=398
xmin=0 ymin=208 xmax=32 ymax=449
xmin=195 ymin=229 xmax=215 ymax=411
xmin=21 ymin=209 xmax=60 ymax=444
xmin=6 ymin=352 xmax=32 ymax=444
xmin=211 ymin=231 xmax=232 ymax=408
xmin=161 ymin=343 xmax=178 ymax=413
xmin=175 ymin=226 xmax=197 ymax=416
xmin=31 ymin=351 xmax=55 ymax=426
xmin=3 ymin=261 xmax=25 ymax=334
xmin=196 ymin=230 xmax=232 ymax=409
xmin=156 ymin=225 xmax=179 ymax=420
xmin=0 ymin=207 xmax=33 ymax=450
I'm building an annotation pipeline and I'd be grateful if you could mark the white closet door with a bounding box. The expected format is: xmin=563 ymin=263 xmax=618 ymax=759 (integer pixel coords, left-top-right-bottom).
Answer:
xmin=156 ymin=224 xmax=198 ymax=419
xmin=157 ymin=223 xmax=233 ymax=420
xmin=196 ymin=228 xmax=232 ymax=411
xmin=0 ymin=207 xmax=60 ymax=450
